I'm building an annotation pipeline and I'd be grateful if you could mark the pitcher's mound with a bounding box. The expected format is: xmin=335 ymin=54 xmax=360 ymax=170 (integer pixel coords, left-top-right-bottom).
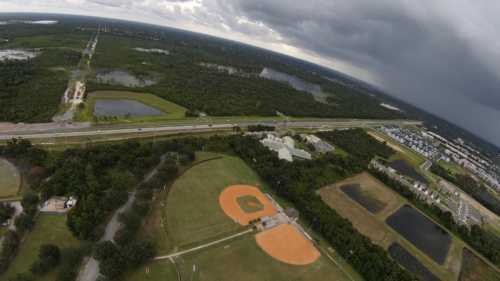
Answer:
xmin=256 ymin=224 xmax=320 ymax=265
xmin=219 ymin=185 xmax=276 ymax=225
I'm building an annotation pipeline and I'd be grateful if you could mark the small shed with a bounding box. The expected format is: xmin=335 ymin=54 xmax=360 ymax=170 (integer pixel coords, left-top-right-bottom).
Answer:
xmin=261 ymin=216 xmax=271 ymax=223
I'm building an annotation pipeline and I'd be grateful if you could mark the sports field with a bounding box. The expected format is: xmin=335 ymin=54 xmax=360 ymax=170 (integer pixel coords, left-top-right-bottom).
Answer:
xmin=166 ymin=158 xmax=251 ymax=246
xmin=0 ymin=157 xmax=21 ymax=197
xmin=176 ymin=234 xmax=349 ymax=281
xmin=124 ymin=259 xmax=178 ymax=281
xmin=236 ymin=195 xmax=264 ymax=213
xmin=0 ymin=215 xmax=81 ymax=281
xmin=317 ymin=173 xmax=463 ymax=280
xmin=78 ymin=91 xmax=188 ymax=123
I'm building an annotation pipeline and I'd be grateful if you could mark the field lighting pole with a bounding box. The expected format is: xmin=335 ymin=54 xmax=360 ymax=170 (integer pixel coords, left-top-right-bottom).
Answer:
xmin=154 ymin=127 xmax=156 ymax=143
xmin=65 ymin=130 xmax=68 ymax=148
xmin=249 ymin=158 xmax=256 ymax=177
xmin=273 ymin=181 xmax=280 ymax=198
xmin=190 ymin=264 xmax=195 ymax=281
xmin=307 ymin=218 xmax=316 ymax=233
xmin=231 ymin=219 xmax=240 ymax=241
xmin=340 ymin=250 xmax=354 ymax=268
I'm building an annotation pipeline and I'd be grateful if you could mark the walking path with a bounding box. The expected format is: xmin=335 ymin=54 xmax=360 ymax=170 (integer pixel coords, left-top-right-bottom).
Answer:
xmin=154 ymin=229 xmax=253 ymax=260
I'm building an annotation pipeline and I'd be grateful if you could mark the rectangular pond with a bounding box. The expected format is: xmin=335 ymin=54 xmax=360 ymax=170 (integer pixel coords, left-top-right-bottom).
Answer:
xmin=340 ymin=184 xmax=384 ymax=213
xmin=386 ymin=205 xmax=451 ymax=265
xmin=96 ymin=71 xmax=157 ymax=87
xmin=93 ymin=99 xmax=165 ymax=117
xmin=259 ymin=67 xmax=324 ymax=100
xmin=388 ymin=159 xmax=429 ymax=184
xmin=388 ymin=243 xmax=440 ymax=281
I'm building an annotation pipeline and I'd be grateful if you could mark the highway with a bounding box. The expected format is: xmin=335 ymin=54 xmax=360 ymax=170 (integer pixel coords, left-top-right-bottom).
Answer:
xmin=1 ymin=120 xmax=419 ymax=140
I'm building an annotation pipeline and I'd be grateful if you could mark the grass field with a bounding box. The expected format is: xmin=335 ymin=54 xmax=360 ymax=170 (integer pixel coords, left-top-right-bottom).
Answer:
xmin=124 ymin=259 xmax=178 ymax=281
xmin=176 ymin=234 xmax=350 ymax=281
xmin=166 ymin=157 xmax=251 ymax=247
xmin=0 ymin=157 xmax=21 ymax=198
xmin=438 ymin=160 xmax=465 ymax=175
xmin=459 ymin=248 xmax=500 ymax=281
xmin=236 ymin=195 xmax=264 ymax=213
xmin=317 ymin=172 xmax=463 ymax=281
xmin=76 ymin=91 xmax=188 ymax=123
xmin=0 ymin=214 xmax=81 ymax=281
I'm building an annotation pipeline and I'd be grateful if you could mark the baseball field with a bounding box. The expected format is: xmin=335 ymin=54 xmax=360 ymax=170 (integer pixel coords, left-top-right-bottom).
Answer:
xmin=176 ymin=234 xmax=349 ymax=281
xmin=166 ymin=157 xmax=253 ymax=246
xmin=0 ymin=157 xmax=21 ymax=197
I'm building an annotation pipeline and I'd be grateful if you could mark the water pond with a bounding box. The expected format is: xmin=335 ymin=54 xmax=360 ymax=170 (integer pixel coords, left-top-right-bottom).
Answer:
xmin=259 ymin=67 xmax=323 ymax=100
xmin=389 ymin=159 xmax=428 ymax=184
xmin=388 ymin=243 xmax=440 ymax=281
xmin=386 ymin=205 xmax=451 ymax=264
xmin=340 ymin=184 xmax=384 ymax=213
xmin=0 ymin=49 xmax=37 ymax=60
xmin=458 ymin=248 xmax=500 ymax=281
xmin=474 ymin=187 xmax=500 ymax=206
xmin=133 ymin=47 xmax=169 ymax=54
xmin=96 ymin=71 xmax=157 ymax=87
xmin=93 ymin=99 xmax=165 ymax=117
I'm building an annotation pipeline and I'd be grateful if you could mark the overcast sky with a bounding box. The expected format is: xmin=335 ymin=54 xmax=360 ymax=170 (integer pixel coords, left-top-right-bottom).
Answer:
xmin=3 ymin=0 xmax=500 ymax=147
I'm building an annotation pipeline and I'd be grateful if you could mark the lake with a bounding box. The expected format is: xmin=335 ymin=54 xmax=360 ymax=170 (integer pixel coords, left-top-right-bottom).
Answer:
xmin=389 ymin=159 xmax=428 ymax=184
xmin=259 ymin=67 xmax=323 ymax=100
xmin=386 ymin=205 xmax=452 ymax=264
xmin=93 ymin=99 xmax=165 ymax=117
xmin=0 ymin=49 xmax=37 ymax=60
xmin=340 ymin=184 xmax=384 ymax=213
xmin=133 ymin=47 xmax=169 ymax=54
xmin=96 ymin=71 xmax=157 ymax=87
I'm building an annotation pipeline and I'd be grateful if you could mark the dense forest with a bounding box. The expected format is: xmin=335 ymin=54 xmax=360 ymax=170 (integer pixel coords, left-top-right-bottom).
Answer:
xmin=0 ymin=48 xmax=82 ymax=123
xmin=317 ymin=128 xmax=395 ymax=165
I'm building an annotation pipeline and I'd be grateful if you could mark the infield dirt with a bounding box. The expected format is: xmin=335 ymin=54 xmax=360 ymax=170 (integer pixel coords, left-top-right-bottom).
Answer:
xmin=219 ymin=185 xmax=276 ymax=225
xmin=256 ymin=224 xmax=320 ymax=265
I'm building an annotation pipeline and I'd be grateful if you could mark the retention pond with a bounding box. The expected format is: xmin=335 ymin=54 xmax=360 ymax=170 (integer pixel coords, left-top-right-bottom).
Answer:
xmin=389 ymin=159 xmax=428 ymax=184
xmin=94 ymin=99 xmax=165 ymax=117
xmin=386 ymin=205 xmax=451 ymax=264
xmin=259 ymin=67 xmax=323 ymax=100
xmin=340 ymin=184 xmax=384 ymax=213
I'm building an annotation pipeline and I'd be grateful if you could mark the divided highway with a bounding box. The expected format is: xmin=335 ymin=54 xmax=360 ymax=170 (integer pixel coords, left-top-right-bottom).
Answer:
xmin=1 ymin=120 xmax=420 ymax=140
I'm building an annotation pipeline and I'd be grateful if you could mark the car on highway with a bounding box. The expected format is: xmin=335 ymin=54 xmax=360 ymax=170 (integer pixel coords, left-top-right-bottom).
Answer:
xmin=209 ymin=124 xmax=212 ymax=127
xmin=138 ymin=128 xmax=142 ymax=131
xmin=17 ymin=136 xmax=22 ymax=139
xmin=97 ymin=130 xmax=101 ymax=133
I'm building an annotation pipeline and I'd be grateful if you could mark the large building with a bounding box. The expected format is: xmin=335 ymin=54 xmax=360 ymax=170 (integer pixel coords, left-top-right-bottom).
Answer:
xmin=261 ymin=135 xmax=311 ymax=162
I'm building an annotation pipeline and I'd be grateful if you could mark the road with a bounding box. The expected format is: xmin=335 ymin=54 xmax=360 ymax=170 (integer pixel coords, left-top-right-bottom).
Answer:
xmin=1 ymin=120 xmax=420 ymax=140
xmin=420 ymin=160 xmax=438 ymax=186
xmin=79 ymin=164 xmax=162 ymax=281
xmin=154 ymin=229 xmax=253 ymax=260
xmin=0 ymin=202 xmax=22 ymax=245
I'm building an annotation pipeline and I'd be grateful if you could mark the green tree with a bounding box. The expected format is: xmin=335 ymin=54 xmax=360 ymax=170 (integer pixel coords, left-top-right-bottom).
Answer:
xmin=93 ymin=241 xmax=118 ymax=261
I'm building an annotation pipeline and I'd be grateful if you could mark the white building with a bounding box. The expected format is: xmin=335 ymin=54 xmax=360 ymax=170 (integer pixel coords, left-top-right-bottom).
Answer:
xmin=261 ymin=135 xmax=311 ymax=162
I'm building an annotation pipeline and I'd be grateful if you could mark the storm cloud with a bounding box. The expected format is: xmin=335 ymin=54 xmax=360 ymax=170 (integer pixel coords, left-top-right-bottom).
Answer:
xmin=2 ymin=0 xmax=500 ymax=146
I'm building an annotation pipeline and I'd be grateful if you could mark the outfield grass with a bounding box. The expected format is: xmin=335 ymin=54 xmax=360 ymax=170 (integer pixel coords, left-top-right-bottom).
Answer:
xmin=76 ymin=91 xmax=188 ymax=122
xmin=236 ymin=195 xmax=264 ymax=213
xmin=124 ymin=259 xmax=178 ymax=281
xmin=0 ymin=157 xmax=21 ymax=198
xmin=176 ymin=235 xmax=351 ymax=281
xmin=0 ymin=214 xmax=81 ymax=281
xmin=317 ymin=173 xmax=463 ymax=281
xmin=166 ymin=157 xmax=251 ymax=246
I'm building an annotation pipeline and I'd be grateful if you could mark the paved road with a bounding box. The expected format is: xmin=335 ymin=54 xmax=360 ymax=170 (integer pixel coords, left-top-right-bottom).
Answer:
xmin=0 ymin=202 xmax=22 ymax=245
xmin=2 ymin=120 xmax=420 ymax=140
xmin=154 ymin=229 xmax=253 ymax=260
xmin=79 ymin=165 xmax=162 ymax=281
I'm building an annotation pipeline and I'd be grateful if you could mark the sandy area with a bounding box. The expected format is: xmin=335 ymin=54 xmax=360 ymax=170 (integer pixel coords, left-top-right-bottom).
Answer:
xmin=256 ymin=224 xmax=320 ymax=265
xmin=368 ymin=131 xmax=406 ymax=154
xmin=219 ymin=185 xmax=276 ymax=225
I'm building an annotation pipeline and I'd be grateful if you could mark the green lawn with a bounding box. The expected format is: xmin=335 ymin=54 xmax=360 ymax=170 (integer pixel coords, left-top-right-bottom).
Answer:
xmin=76 ymin=91 xmax=188 ymax=123
xmin=0 ymin=157 xmax=20 ymax=198
xmin=166 ymin=157 xmax=251 ymax=247
xmin=0 ymin=214 xmax=81 ymax=281
xmin=176 ymin=235 xmax=351 ymax=281
xmin=124 ymin=259 xmax=178 ymax=281
xmin=236 ymin=195 xmax=264 ymax=213
xmin=459 ymin=248 xmax=500 ymax=281
xmin=438 ymin=160 xmax=465 ymax=175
